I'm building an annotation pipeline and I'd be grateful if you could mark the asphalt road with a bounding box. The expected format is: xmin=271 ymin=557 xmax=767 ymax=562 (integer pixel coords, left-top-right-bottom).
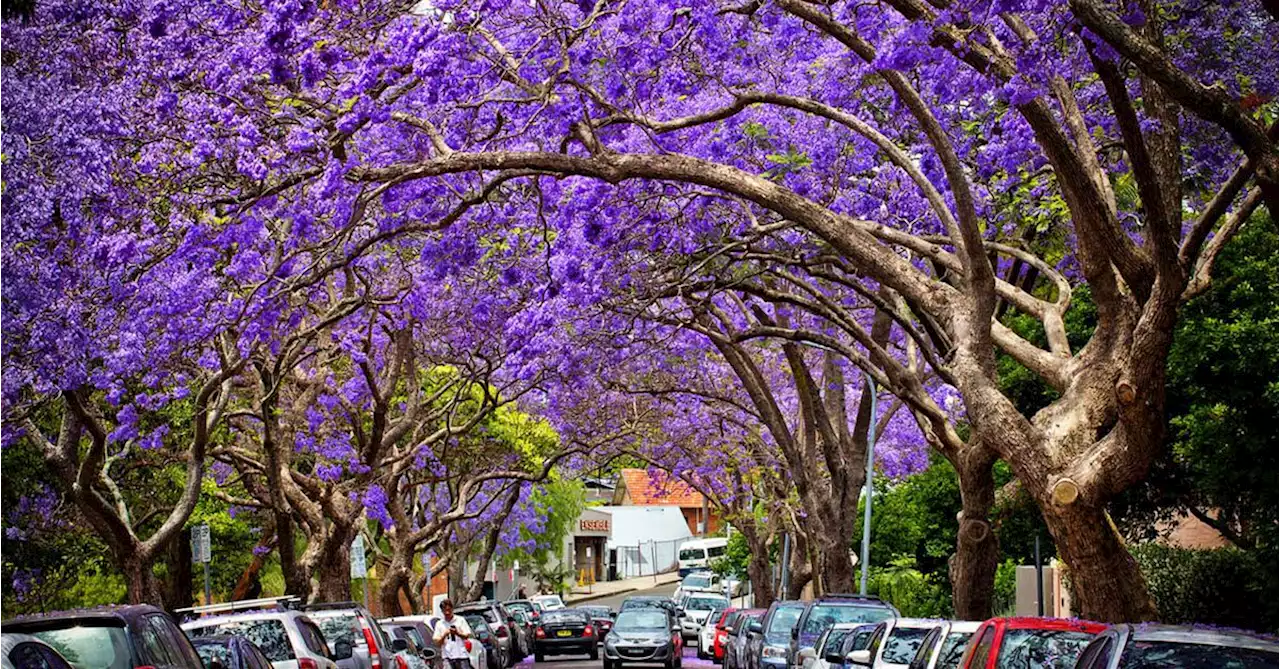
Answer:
xmin=527 ymin=582 xmax=708 ymax=669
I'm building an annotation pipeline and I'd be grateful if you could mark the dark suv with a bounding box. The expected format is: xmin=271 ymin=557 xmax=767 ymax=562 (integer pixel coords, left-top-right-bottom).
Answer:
xmin=788 ymin=595 xmax=897 ymax=669
xmin=456 ymin=602 xmax=526 ymax=666
xmin=746 ymin=601 xmax=804 ymax=669
xmin=3 ymin=604 xmax=203 ymax=668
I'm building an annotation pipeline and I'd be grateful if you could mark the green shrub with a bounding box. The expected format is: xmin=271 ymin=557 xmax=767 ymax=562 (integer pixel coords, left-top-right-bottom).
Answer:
xmin=1131 ymin=543 xmax=1277 ymax=632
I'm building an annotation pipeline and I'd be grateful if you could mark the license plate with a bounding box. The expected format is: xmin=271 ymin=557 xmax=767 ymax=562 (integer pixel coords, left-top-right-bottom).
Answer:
xmin=557 ymin=630 xmax=573 ymax=637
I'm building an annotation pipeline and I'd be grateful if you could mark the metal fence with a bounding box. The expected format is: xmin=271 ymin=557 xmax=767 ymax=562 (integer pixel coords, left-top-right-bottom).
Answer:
xmin=612 ymin=538 xmax=684 ymax=578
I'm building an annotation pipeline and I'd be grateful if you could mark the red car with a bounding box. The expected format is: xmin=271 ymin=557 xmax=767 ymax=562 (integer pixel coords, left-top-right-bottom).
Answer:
xmin=710 ymin=607 xmax=739 ymax=663
xmin=957 ymin=617 xmax=1106 ymax=668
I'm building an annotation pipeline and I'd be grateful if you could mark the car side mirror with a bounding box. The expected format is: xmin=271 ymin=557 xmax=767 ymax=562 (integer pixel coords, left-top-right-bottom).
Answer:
xmin=421 ymin=647 xmax=438 ymax=661
xmin=392 ymin=638 xmax=410 ymax=652
xmin=748 ymin=621 xmax=763 ymax=634
xmin=333 ymin=640 xmax=355 ymax=660
xmin=672 ymin=624 xmax=682 ymax=634
xmin=846 ymin=649 xmax=872 ymax=667
xmin=791 ymin=627 xmax=799 ymax=640
xmin=798 ymin=648 xmax=815 ymax=660
xmin=208 ymin=660 xmax=226 ymax=669
xmin=824 ymin=652 xmax=845 ymax=664
xmin=676 ymin=608 xmax=685 ymax=617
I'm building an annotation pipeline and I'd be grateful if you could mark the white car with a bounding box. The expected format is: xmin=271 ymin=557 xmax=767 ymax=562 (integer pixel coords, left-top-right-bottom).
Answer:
xmin=798 ymin=622 xmax=871 ymax=669
xmin=904 ymin=621 xmax=980 ymax=669
xmin=530 ymin=594 xmax=566 ymax=611
xmin=181 ymin=608 xmax=340 ymax=669
xmin=674 ymin=572 xmax=722 ymax=602
xmin=698 ymin=609 xmax=726 ymax=660
xmin=678 ymin=594 xmax=729 ymax=641
xmin=847 ymin=618 xmax=942 ymax=669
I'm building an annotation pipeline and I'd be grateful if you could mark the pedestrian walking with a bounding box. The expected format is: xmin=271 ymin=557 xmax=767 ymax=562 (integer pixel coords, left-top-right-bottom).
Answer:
xmin=516 ymin=584 xmax=528 ymax=599
xmin=433 ymin=598 xmax=473 ymax=669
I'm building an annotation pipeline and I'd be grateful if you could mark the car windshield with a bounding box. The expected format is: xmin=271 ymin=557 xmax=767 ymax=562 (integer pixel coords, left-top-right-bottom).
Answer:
xmin=187 ymin=619 xmax=297 ymax=662
xmin=543 ymin=611 xmax=587 ymax=624
xmin=1119 ymin=640 xmax=1277 ymax=668
xmin=687 ymin=597 xmax=729 ymax=611
xmin=31 ymin=625 xmax=132 ymax=669
xmin=881 ymin=627 xmax=931 ymax=664
xmin=997 ymin=629 xmax=1096 ymax=668
xmin=614 ymin=611 xmax=669 ymax=632
xmin=936 ymin=631 xmax=976 ymax=668
xmin=312 ymin=614 xmax=359 ymax=647
xmin=767 ymin=607 xmax=803 ymax=635
xmin=821 ymin=630 xmax=852 ymax=654
xmin=463 ymin=615 xmax=491 ymax=637
xmin=194 ymin=642 xmax=235 ymax=668
xmin=623 ymin=599 xmax=669 ymax=611
xmin=533 ymin=596 xmax=564 ymax=608
xmin=679 ymin=549 xmax=706 ymax=561
xmin=801 ymin=605 xmax=895 ymax=635
xmin=683 ymin=575 xmax=712 ymax=588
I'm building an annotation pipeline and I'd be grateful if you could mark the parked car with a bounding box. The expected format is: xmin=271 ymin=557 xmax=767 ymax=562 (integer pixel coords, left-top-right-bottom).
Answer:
xmin=503 ymin=601 xmax=543 ymax=623
xmin=1072 ymin=623 xmax=1279 ymax=668
xmin=182 ymin=606 xmax=340 ymax=669
xmin=745 ymin=600 xmax=805 ymax=669
xmin=4 ymin=604 xmax=203 ymax=668
xmin=377 ymin=624 xmax=436 ymax=669
xmin=603 ymin=608 xmax=682 ymax=669
xmin=456 ymin=615 xmax=501 ymax=669
xmin=674 ymin=572 xmax=723 ymax=602
xmin=532 ymin=608 xmax=599 ymax=661
xmin=191 ymin=635 xmax=277 ymax=669
xmin=680 ymin=594 xmax=730 ymax=642
xmin=955 ymin=618 xmax=1105 ymax=669
xmin=1 ymin=633 xmax=73 ymax=669
xmin=906 ymin=621 xmax=980 ymax=669
xmin=798 ymin=623 xmax=860 ymax=669
xmin=456 ymin=602 xmax=523 ymax=667
xmin=579 ymin=606 xmax=616 ymax=643
xmin=706 ymin=608 xmax=739 ymax=662
xmin=302 ymin=602 xmax=396 ymax=669
xmin=529 ymin=595 xmax=566 ymax=611
xmin=384 ymin=615 xmax=490 ymax=669
xmin=510 ymin=610 xmax=536 ymax=658
xmin=846 ymin=618 xmax=939 ymax=669
xmin=790 ymin=595 xmax=899 ymax=669
xmin=724 ymin=610 xmax=765 ymax=669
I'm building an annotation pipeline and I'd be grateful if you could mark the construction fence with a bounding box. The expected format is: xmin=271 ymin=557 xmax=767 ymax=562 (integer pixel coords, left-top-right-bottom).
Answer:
xmin=610 ymin=538 xmax=684 ymax=579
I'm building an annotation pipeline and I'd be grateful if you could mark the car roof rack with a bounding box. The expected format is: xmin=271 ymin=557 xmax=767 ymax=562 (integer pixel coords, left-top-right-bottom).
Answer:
xmin=301 ymin=601 xmax=363 ymax=611
xmin=176 ymin=596 xmax=302 ymax=617
xmin=817 ymin=594 xmax=884 ymax=601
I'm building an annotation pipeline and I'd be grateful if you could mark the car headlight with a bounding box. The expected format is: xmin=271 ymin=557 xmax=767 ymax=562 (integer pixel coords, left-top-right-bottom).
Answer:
xmin=762 ymin=646 xmax=788 ymax=659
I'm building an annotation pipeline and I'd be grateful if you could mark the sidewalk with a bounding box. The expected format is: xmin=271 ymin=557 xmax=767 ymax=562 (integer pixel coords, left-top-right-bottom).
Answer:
xmin=565 ymin=571 xmax=681 ymax=604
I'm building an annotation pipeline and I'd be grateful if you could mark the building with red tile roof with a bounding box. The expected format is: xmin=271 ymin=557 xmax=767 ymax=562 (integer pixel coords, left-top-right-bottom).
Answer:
xmin=611 ymin=468 xmax=721 ymax=535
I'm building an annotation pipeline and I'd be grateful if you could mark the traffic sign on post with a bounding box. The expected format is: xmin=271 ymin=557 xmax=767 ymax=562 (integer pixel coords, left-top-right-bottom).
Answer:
xmin=191 ymin=524 xmax=211 ymax=563
xmin=350 ymin=536 xmax=367 ymax=579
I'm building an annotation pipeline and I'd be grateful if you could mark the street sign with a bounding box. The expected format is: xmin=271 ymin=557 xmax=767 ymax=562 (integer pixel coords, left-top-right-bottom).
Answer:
xmin=191 ymin=524 xmax=211 ymax=564
xmin=350 ymin=536 xmax=367 ymax=578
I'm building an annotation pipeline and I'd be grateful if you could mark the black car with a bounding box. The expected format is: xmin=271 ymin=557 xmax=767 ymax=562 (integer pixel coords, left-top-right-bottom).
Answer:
xmin=533 ymin=609 xmax=599 ymax=661
xmin=457 ymin=602 xmax=525 ymax=666
xmin=603 ymin=609 xmax=681 ymax=669
xmin=504 ymin=600 xmax=543 ymax=623
xmin=579 ymin=606 xmax=615 ymax=643
xmin=3 ymin=604 xmax=203 ymax=668
xmin=1073 ymin=623 xmax=1278 ymax=668
xmin=191 ymin=635 xmax=275 ymax=669
xmin=460 ymin=613 xmax=509 ymax=669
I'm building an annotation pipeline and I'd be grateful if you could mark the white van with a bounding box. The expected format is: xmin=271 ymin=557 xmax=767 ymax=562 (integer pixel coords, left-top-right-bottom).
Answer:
xmin=677 ymin=538 xmax=728 ymax=576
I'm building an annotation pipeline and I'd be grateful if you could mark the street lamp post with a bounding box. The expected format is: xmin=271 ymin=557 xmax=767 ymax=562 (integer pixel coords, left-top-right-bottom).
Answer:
xmin=859 ymin=374 xmax=878 ymax=596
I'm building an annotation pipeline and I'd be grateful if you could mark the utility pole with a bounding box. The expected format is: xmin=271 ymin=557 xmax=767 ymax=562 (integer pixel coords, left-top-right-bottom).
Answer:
xmin=779 ymin=533 xmax=792 ymax=597
xmin=1035 ymin=534 xmax=1045 ymax=616
xmin=859 ymin=374 xmax=878 ymax=596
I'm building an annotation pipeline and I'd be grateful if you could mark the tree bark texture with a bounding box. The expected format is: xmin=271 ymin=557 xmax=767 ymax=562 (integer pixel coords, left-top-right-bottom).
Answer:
xmin=950 ymin=446 xmax=1000 ymax=620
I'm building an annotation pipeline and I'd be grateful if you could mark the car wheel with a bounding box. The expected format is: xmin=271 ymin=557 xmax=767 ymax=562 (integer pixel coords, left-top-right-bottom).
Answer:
xmin=535 ymin=653 xmax=545 ymax=663
xmin=603 ymin=660 xmax=614 ymax=669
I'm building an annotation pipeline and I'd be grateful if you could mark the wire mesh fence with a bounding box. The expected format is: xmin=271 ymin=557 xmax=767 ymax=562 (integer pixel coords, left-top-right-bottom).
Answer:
xmin=612 ymin=538 xmax=684 ymax=578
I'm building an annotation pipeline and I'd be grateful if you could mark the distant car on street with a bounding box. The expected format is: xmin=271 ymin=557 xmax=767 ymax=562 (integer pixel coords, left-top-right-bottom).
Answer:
xmin=677 ymin=538 xmax=729 ymax=576
xmin=790 ymin=595 xmax=898 ymax=669
xmin=503 ymin=600 xmax=544 ymax=623
xmin=906 ymin=621 xmax=980 ymax=669
xmin=1071 ymin=623 xmax=1278 ymax=668
xmin=532 ymin=608 xmax=599 ymax=661
xmin=620 ymin=596 xmax=679 ymax=618
xmin=4 ymin=604 xmax=204 ymax=669
xmin=529 ymin=595 xmax=566 ymax=611
xmin=679 ymin=594 xmax=730 ymax=642
xmin=456 ymin=601 xmax=525 ymax=667
xmin=674 ymin=572 xmax=723 ymax=601
xmin=603 ymin=608 xmax=682 ymax=669
xmin=579 ymin=606 xmax=616 ymax=643
xmin=955 ymin=617 xmax=1104 ymax=669
xmin=1 ymin=633 xmax=73 ymax=669
xmin=191 ymin=635 xmax=277 ymax=669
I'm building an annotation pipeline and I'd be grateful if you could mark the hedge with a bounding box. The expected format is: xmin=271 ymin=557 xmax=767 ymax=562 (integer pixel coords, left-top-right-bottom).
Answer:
xmin=1130 ymin=543 xmax=1277 ymax=633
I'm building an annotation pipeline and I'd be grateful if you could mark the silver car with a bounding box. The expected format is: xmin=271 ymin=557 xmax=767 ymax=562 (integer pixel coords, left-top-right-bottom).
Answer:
xmin=679 ymin=594 xmax=729 ymax=642
xmin=303 ymin=603 xmax=397 ymax=669
xmin=181 ymin=608 xmax=338 ymax=669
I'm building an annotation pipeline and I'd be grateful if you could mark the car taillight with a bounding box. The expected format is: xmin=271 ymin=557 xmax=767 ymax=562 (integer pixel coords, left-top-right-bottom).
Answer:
xmin=361 ymin=623 xmax=382 ymax=669
xmin=395 ymin=657 xmax=409 ymax=669
xmin=584 ymin=625 xmax=595 ymax=636
xmin=536 ymin=627 xmax=546 ymax=639
xmin=136 ymin=665 xmax=157 ymax=669
xmin=299 ymin=659 xmax=318 ymax=669
xmin=495 ymin=625 xmax=509 ymax=638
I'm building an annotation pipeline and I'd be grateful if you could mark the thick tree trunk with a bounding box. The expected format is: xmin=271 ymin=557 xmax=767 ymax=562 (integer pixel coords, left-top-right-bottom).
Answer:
xmin=380 ymin=554 xmax=414 ymax=616
xmin=276 ymin=512 xmax=310 ymax=598
xmin=122 ymin=554 xmax=164 ymax=607
xmin=786 ymin=533 xmax=812 ymax=599
xmin=309 ymin=529 xmax=355 ymax=603
xmin=162 ymin=528 xmax=195 ymax=611
xmin=950 ymin=447 xmax=999 ymax=620
xmin=1041 ymin=502 xmax=1158 ymax=622
xmin=814 ymin=530 xmax=856 ymax=594
xmin=232 ymin=535 xmax=277 ymax=601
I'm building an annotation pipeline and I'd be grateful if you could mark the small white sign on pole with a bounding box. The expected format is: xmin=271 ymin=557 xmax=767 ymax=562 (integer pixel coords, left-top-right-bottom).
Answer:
xmin=350 ymin=536 xmax=367 ymax=579
xmin=191 ymin=524 xmax=212 ymax=564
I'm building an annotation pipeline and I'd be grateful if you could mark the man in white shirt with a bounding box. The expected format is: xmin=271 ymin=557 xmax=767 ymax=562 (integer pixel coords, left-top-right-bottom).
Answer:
xmin=433 ymin=599 xmax=474 ymax=669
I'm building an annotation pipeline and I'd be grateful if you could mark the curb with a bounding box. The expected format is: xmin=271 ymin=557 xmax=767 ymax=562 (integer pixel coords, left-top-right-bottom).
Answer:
xmin=566 ymin=587 xmax=638 ymax=604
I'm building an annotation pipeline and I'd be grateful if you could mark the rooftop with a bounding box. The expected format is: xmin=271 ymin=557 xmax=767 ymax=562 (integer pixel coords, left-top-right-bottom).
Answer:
xmin=613 ymin=469 xmax=705 ymax=508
